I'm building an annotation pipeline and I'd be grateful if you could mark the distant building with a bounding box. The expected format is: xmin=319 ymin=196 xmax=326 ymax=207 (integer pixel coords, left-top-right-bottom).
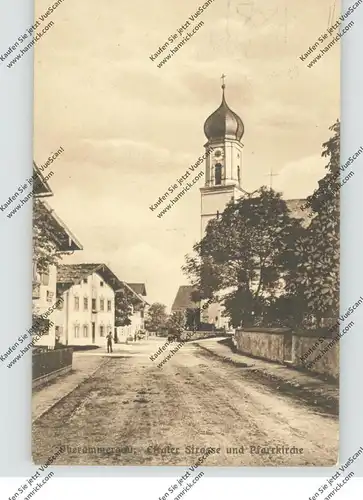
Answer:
xmin=55 ymin=263 xmax=123 ymax=347
xmin=32 ymin=163 xmax=83 ymax=348
xmin=171 ymin=286 xmax=203 ymax=330
xmin=127 ymin=283 xmax=147 ymax=298
xmin=171 ymin=285 xmax=198 ymax=313
xmin=115 ymin=282 xmax=149 ymax=342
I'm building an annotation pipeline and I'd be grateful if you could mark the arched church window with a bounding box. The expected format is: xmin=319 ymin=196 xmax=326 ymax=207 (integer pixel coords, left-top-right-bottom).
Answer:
xmin=237 ymin=166 xmax=240 ymax=183
xmin=215 ymin=163 xmax=222 ymax=185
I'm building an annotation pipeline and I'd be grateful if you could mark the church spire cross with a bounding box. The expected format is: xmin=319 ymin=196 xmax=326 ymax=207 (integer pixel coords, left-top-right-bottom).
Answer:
xmin=266 ymin=167 xmax=279 ymax=189
xmin=221 ymin=73 xmax=226 ymax=89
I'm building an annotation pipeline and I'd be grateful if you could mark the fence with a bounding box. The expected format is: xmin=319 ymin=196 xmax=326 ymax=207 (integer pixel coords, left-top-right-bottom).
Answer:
xmin=32 ymin=347 xmax=73 ymax=388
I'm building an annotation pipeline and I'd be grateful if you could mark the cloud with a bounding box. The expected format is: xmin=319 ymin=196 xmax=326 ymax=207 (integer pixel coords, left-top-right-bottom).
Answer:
xmin=274 ymin=154 xmax=327 ymax=199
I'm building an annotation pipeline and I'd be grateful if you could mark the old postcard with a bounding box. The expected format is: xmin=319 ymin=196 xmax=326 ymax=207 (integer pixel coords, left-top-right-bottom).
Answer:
xmin=27 ymin=0 xmax=344 ymax=466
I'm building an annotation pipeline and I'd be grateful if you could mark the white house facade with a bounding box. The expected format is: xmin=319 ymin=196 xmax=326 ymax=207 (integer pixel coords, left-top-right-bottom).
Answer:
xmin=115 ymin=283 xmax=148 ymax=342
xmin=55 ymin=264 xmax=123 ymax=347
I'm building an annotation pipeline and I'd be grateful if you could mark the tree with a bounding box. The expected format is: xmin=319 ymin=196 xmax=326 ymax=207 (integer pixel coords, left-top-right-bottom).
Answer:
xmin=183 ymin=187 xmax=304 ymax=327
xmin=291 ymin=121 xmax=340 ymax=325
xmin=144 ymin=302 xmax=168 ymax=333
xmin=167 ymin=311 xmax=186 ymax=337
xmin=185 ymin=307 xmax=200 ymax=330
xmin=115 ymin=285 xmax=135 ymax=327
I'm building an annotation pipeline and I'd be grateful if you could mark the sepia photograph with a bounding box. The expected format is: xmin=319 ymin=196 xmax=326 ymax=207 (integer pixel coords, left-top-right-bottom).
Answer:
xmin=21 ymin=0 xmax=344 ymax=466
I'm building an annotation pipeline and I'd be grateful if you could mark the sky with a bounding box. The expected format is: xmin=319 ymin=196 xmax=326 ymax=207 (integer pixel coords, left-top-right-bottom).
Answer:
xmin=34 ymin=0 xmax=339 ymax=309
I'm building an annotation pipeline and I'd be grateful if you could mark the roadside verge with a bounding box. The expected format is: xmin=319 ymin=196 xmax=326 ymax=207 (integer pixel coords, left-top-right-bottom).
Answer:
xmin=193 ymin=338 xmax=339 ymax=416
xmin=32 ymin=352 xmax=110 ymax=423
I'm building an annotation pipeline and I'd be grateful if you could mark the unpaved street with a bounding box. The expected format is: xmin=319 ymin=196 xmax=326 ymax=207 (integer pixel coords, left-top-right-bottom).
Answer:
xmin=32 ymin=338 xmax=338 ymax=466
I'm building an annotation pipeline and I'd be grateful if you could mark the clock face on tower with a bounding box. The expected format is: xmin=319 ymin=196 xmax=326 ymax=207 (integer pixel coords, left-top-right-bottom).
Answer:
xmin=214 ymin=149 xmax=223 ymax=159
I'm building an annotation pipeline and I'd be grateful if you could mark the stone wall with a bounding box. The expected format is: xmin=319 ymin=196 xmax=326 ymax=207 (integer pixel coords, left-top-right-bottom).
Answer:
xmin=234 ymin=328 xmax=339 ymax=379
xmin=292 ymin=333 xmax=339 ymax=380
xmin=182 ymin=330 xmax=221 ymax=341
xmin=234 ymin=328 xmax=291 ymax=363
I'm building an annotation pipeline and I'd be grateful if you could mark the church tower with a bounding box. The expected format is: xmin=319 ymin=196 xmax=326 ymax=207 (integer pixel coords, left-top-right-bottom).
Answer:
xmin=199 ymin=78 xmax=246 ymax=328
xmin=200 ymin=78 xmax=245 ymax=235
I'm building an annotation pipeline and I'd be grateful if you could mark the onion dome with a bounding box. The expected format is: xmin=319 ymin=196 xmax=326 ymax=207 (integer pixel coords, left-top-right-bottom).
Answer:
xmin=204 ymin=83 xmax=244 ymax=141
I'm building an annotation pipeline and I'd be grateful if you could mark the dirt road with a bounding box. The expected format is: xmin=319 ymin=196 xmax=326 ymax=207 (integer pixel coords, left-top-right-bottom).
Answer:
xmin=32 ymin=338 xmax=338 ymax=466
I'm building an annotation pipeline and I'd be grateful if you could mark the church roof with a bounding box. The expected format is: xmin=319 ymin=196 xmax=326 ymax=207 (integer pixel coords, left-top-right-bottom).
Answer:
xmin=171 ymin=285 xmax=199 ymax=312
xmin=204 ymin=85 xmax=244 ymax=142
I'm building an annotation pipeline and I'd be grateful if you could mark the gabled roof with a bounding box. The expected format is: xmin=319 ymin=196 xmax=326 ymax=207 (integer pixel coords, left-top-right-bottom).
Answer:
xmin=57 ymin=263 xmax=124 ymax=294
xmin=33 ymin=162 xmax=53 ymax=197
xmin=37 ymin=200 xmax=83 ymax=252
xmin=127 ymin=283 xmax=147 ymax=296
xmin=122 ymin=282 xmax=148 ymax=305
xmin=171 ymin=285 xmax=199 ymax=312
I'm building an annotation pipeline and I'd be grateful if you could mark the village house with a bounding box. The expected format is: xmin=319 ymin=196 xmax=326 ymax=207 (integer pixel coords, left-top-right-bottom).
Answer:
xmin=115 ymin=283 xmax=149 ymax=342
xmin=54 ymin=263 xmax=126 ymax=347
xmin=32 ymin=162 xmax=83 ymax=348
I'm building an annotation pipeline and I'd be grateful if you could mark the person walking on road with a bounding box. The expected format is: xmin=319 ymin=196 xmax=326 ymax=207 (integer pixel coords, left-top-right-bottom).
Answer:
xmin=106 ymin=332 xmax=113 ymax=353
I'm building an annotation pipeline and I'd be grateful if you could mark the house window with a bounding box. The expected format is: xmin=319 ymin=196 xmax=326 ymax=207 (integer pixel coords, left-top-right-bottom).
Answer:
xmin=215 ymin=163 xmax=222 ymax=185
xmin=41 ymin=272 xmax=50 ymax=286
xmin=92 ymin=298 xmax=97 ymax=311
xmin=84 ymin=297 xmax=88 ymax=311
xmin=46 ymin=290 xmax=53 ymax=302
xmin=100 ymin=299 xmax=105 ymax=311
xmin=74 ymin=296 xmax=79 ymax=311
xmin=100 ymin=325 xmax=105 ymax=337
xmin=107 ymin=300 xmax=112 ymax=312
xmin=83 ymin=278 xmax=87 ymax=284
xmin=100 ymin=281 xmax=104 ymax=287
xmin=74 ymin=325 xmax=80 ymax=338
xmin=83 ymin=324 xmax=89 ymax=337
xmin=140 ymin=309 xmax=144 ymax=319
xmin=55 ymin=326 xmax=63 ymax=341
xmin=57 ymin=299 xmax=64 ymax=310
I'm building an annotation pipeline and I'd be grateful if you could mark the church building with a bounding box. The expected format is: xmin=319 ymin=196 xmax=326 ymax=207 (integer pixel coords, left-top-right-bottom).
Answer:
xmin=172 ymin=78 xmax=309 ymax=330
